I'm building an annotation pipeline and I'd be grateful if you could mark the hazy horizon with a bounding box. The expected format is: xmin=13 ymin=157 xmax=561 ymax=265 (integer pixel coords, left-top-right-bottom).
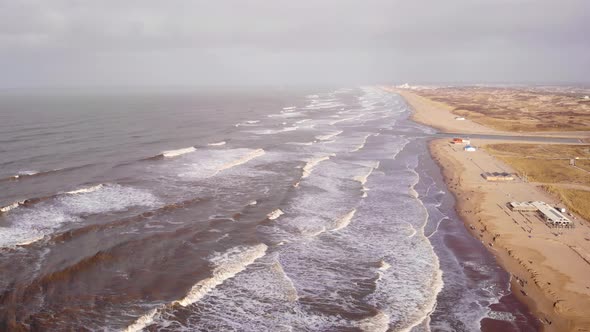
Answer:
xmin=1 ymin=0 xmax=589 ymax=89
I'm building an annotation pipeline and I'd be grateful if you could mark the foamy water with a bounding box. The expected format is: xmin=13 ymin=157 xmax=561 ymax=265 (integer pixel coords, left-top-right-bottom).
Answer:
xmin=161 ymin=147 xmax=196 ymax=158
xmin=125 ymin=244 xmax=268 ymax=331
xmin=0 ymin=86 xmax=534 ymax=331
xmin=0 ymin=184 xmax=159 ymax=248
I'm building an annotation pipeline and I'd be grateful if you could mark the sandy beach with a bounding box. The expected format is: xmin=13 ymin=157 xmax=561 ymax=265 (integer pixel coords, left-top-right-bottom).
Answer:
xmin=397 ymin=88 xmax=590 ymax=331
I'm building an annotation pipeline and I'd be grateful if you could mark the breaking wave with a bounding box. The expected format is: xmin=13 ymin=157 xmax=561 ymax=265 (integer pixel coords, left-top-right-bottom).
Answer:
xmin=315 ymin=130 xmax=343 ymax=141
xmin=302 ymin=154 xmax=334 ymax=179
xmin=0 ymin=201 xmax=25 ymax=213
xmin=208 ymin=141 xmax=226 ymax=146
xmin=177 ymin=148 xmax=266 ymax=179
xmin=357 ymin=311 xmax=390 ymax=332
xmin=64 ymin=184 xmax=104 ymax=195
xmin=267 ymin=209 xmax=284 ymax=220
xmin=351 ymin=134 xmax=371 ymax=152
xmin=0 ymin=184 xmax=159 ymax=248
xmin=235 ymin=120 xmax=260 ymax=127
xmin=125 ymin=244 xmax=268 ymax=332
xmin=161 ymin=147 xmax=196 ymax=158
xmin=213 ymin=149 xmax=265 ymax=176
xmin=250 ymin=127 xmax=298 ymax=135
xmin=331 ymin=209 xmax=356 ymax=232
xmin=353 ymin=162 xmax=379 ymax=185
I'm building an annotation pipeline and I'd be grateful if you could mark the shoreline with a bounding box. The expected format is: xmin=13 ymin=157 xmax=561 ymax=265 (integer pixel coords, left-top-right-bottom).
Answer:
xmin=396 ymin=89 xmax=590 ymax=331
xmin=392 ymin=88 xmax=590 ymax=140
xmin=415 ymin=138 xmax=539 ymax=331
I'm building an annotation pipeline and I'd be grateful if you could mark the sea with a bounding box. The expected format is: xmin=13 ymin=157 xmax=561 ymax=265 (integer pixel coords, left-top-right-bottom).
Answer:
xmin=0 ymin=87 xmax=539 ymax=331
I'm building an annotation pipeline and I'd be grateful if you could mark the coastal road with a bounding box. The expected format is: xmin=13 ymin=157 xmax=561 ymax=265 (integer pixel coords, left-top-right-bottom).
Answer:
xmin=435 ymin=132 xmax=583 ymax=144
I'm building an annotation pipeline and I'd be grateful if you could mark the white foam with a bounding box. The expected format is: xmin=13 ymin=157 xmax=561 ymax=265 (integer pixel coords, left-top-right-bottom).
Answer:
xmin=283 ymin=106 xmax=297 ymax=111
xmin=357 ymin=311 xmax=390 ymax=332
xmin=0 ymin=200 xmax=24 ymax=213
xmin=213 ymin=149 xmax=265 ymax=176
xmin=177 ymin=148 xmax=266 ymax=179
xmin=12 ymin=170 xmax=39 ymax=178
xmin=286 ymin=142 xmax=313 ymax=146
xmin=0 ymin=184 xmax=159 ymax=248
xmin=331 ymin=209 xmax=356 ymax=231
xmin=65 ymin=184 xmax=104 ymax=195
xmin=125 ymin=244 xmax=268 ymax=332
xmin=353 ymin=168 xmax=375 ymax=185
xmin=250 ymin=127 xmax=298 ymax=135
xmin=302 ymin=154 xmax=333 ymax=179
xmin=315 ymin=130 xmax=343 ymax=141
xmin=350 ymin=134 xmax=371 ymax=152
xmin=161 ymin=147 xmax=196 ymax=158
xmin=267 ymin=209 xmax=284 ymax=220
xmin=268 ymin=112 xmax=304 ymax=118
xmin=235 ymin=120 xmax=260 ymax=127
xmin=378 ymin=260 xmax=392 ymax=271
xmin=208 ymin=141 xmax=226 ymax=146
xmin=329 ymin=114 xmax=364 ymax=125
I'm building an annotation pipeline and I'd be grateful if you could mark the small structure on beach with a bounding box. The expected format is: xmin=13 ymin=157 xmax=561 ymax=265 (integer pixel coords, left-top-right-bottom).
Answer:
xmin=509 ymin=201 xmax=539 ymax=212
xmin=509 ymin=201 xmax=573 ymax=228
xmin=464 ymin=145 xmax=477 ymax=152
xmin=482 ymin=172 xmax=514 ymax=182
xmin=455 ymin=117 xmax=466 ymax=121
xmin=452 ymin=137 xmax=470 ymax=144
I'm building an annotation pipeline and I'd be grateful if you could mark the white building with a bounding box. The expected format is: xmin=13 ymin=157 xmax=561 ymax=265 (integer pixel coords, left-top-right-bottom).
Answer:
xmin=509 ymin=201 xmax=573 ymax=227
xmin=532 ymin=201 xmax=572 ymax=227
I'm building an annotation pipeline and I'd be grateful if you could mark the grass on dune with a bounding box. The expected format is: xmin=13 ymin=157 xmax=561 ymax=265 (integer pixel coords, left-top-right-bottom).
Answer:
xmin=544 ymin=186 xmax=590 ymax=222
xmin=484 ymin=143 xmax=590 ymax=186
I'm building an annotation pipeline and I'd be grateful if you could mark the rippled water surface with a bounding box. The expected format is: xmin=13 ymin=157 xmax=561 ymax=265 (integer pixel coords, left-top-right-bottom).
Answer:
xmin=0 ymin=87 xmax=537 ymax=331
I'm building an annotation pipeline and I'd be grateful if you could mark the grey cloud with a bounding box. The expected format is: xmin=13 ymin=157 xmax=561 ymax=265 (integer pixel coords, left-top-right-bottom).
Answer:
xmin=0 ymin=0 xmax=589 ymax=88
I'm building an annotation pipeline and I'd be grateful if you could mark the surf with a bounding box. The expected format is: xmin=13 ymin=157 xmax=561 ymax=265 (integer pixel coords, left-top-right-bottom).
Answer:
xmin=125 ymin=244 xmax=268 ymax=332
xmin=301 ymin=154 xmax=334 ymax=179
xmin=213 ymin=148 xmax=265 ymax=176
xmin=160 ymin=147 xmax=196 ymax=158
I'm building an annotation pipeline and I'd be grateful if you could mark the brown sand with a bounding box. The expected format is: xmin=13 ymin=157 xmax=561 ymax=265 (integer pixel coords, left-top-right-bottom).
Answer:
xmin=395 ymin=88 xmax=590 ymax=331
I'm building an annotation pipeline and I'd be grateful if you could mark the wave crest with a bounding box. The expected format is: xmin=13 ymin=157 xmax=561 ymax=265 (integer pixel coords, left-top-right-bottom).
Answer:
xmin=125 ymin=244 xmax=267 ymax=332
xmin=161 ymin=147 xmax=196 ymax=158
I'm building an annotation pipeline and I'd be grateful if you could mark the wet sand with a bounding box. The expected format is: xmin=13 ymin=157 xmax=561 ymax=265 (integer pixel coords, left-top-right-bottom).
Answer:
xmin=398 ymin=88 xmax=590 ymax=331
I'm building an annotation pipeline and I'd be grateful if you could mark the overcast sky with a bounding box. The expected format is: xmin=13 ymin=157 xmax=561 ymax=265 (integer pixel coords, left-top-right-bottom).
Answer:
xmin=1 ymin=0 xmax=589 ymax=88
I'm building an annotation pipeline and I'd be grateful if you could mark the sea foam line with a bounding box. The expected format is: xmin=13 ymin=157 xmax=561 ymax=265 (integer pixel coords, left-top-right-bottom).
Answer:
xmin=161 ymin=147 xmax=196 ymax=158
xmin=213 ymin=149 xmax=265 ymax=176
xmin=0 ymin=201 xmax=25 ymax=213
xmin=351 ymin=134 xmax=371 ymax=153
xmin=302 ymin=154 xmax=334 ymax=178
xmin=65 ymin=184 xmax=104 ymax=195
xmin=208 ymin=141 xmax=226 ymax=146
xmin=357 ymin=311 xmax=391 ymax=332
xmin=267 ymin=209 xmax=284 ymax=220
xmin=331 ymin=209 xmax=357 ymax=232
xmin=315 ymin=130 xmax=343 ymax=141
xmin=124 ymin=244 xmax=268 ymax=332
xmin=353 ymin=168 xmax=375 ymax=185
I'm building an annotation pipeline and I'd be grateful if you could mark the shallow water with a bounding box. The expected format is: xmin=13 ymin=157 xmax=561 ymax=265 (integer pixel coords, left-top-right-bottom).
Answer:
xmin=0 ymin=87 xmax=537 ymax=331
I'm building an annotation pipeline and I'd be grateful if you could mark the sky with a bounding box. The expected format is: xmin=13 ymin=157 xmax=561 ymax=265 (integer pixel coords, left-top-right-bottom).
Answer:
xmin=1 ymin=0 xmax=589 ymax=88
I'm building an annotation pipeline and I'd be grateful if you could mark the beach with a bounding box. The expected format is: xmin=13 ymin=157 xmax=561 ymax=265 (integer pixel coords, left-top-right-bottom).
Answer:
xmin=398 ymin=88 xmax=590 ymax=331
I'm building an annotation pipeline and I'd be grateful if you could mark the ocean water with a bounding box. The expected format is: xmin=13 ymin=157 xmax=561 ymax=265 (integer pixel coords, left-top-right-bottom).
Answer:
xmin=0 ymin=87 xmax=538 ymax=331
